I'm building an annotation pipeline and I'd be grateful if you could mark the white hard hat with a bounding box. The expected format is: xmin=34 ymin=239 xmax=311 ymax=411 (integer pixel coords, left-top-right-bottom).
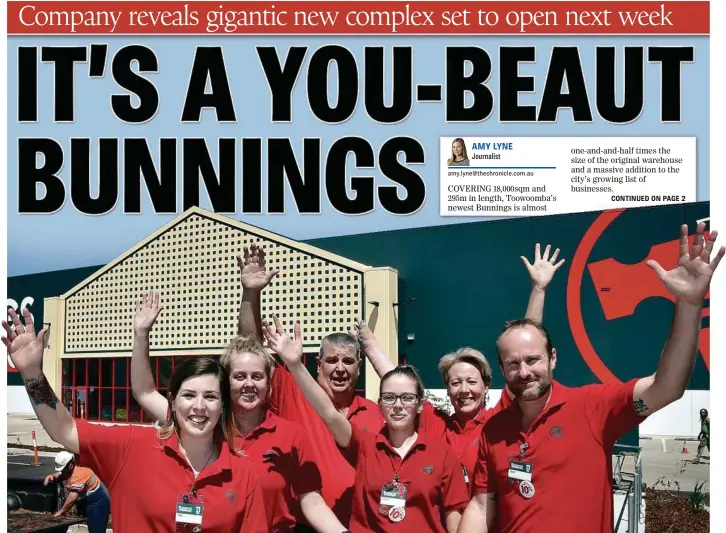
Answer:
xmin=54 ymin=451 xmax=74 ymax=472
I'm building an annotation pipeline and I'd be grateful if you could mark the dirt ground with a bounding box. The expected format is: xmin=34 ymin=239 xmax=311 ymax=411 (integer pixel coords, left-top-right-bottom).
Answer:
xmin=7 ymin=509 xmax=83 ymax=532
xmin=644 ymin=488 xmax=709 ymax=533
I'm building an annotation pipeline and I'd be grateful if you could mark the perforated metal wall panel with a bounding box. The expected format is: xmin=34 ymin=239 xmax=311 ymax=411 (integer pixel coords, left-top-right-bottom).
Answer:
xmin=62 ymin=209 xmax=369 ymax=357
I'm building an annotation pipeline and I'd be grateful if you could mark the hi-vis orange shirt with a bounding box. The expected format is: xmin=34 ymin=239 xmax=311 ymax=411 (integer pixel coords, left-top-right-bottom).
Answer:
xmin=67 ymin=466 xmax=100 ymax=494
xmin=269 ymin=363 xmax=384 ymax=526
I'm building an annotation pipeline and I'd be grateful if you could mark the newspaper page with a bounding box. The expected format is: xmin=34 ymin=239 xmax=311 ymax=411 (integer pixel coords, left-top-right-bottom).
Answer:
xmin=2 ymin=2 xmax=722 ymax=532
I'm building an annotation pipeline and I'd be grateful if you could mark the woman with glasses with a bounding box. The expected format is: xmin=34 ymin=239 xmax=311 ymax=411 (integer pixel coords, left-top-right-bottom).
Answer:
xmin=356 ymin=243 xmax=565 ymax=495
xmin=263 ymin=318 xmax=469 ymax=533
xmin=2 ymin=308 xmax=267 ymax=533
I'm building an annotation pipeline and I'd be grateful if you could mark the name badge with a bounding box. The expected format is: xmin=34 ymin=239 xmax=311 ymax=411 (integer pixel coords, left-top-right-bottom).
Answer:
xmin=380 ymin=482 xmax=407 ymax=508
xmin=175 ymin=502 xmax=204 ymax=526
xmin=379 ymin=481 xmax=407 ymax=521
xmin=508 ymin=460 xmax=533 ymax=482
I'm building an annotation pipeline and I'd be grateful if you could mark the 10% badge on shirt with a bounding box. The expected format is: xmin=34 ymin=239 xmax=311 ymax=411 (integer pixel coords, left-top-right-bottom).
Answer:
xmin=379 ymin=480 xmax=408 ymax=523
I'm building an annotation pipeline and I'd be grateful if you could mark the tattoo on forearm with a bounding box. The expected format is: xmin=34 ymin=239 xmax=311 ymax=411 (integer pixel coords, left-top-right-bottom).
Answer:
xmin=24 ymin=374 xmax=59 ymax=410
xmin=633 ymin=399 xmax=648 ymax=414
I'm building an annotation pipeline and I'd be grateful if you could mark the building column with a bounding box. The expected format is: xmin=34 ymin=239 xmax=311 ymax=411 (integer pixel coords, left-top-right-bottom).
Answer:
xmin=42 ymin=297 xmax=64 ymax=392
xmin=362 ymin=267 xmax=398 ymax=401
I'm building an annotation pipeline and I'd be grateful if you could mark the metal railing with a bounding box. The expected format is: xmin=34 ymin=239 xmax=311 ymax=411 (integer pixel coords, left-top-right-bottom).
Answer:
xmin=613 ymin=444 xmax=643 ymax=533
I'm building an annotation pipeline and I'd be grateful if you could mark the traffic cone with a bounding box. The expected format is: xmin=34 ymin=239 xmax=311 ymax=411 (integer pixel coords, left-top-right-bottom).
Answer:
xmin=32 ymin=431 xmax=40 ymax=466
xmin=681 ymin=440 xmax=689 ymax=454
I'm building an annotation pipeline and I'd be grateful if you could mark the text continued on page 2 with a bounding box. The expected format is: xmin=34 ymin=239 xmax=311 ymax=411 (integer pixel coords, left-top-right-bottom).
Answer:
xmin=440 ymin=137 xmax=696 ymax=216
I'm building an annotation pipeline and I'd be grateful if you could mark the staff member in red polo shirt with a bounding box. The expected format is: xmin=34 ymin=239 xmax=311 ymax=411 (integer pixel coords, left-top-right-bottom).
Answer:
xmin=237 ymin=244 xmax=384 ymax=528
xmin=357 ymin=242 xmax=564 ymax=495
xmin=2 ymin=308 xmax=267 ymax=533
xmin=264 ymin=318 xmax=469 ymax=533
xmin=131 ymin=292 xmax=348 ymax=533
xmin=458 ymin=222 xmax=724 ymax=533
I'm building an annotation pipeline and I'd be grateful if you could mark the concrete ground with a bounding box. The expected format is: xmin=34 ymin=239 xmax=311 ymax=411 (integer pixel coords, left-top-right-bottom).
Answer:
xmin=7 ymin=413 xmax=709 ymax=533
xmin=636 ymin=436 xmax=710 ymax=493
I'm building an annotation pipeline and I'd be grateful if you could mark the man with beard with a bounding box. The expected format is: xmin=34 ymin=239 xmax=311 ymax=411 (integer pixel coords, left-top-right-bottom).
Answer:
xmin=236 ymin=245 xmax=383 ymax=530
xmin=458 ymin=222 xmax=724 ymax=533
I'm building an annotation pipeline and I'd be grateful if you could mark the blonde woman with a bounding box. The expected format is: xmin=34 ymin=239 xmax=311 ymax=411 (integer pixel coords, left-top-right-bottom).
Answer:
xmin=447 ymin=138 xmax=470 ymax=166
xmin=131 ymin=292 xmax=348 ymax=533
xmin=359 ymin=243 xmax=566 ymax=495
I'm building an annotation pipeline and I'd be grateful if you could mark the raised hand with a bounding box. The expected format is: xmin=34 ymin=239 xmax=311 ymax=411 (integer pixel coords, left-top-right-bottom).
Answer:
xmin=349 ymin=319 xmax=394 ymax=376
xmin=2 ymin=308 xmax=48 ymax=374
xmin=349 ymin=320 xmax=381 ymax=355
xmin=263 ymin=315 xmax=303 ymax=366
xmin=237 ymin=244 xmax=279 ymax=291
xmin=521 ymin=243 xmax=566 ymax=290
xmin=648 ymin=223 xmax=724 ymax=306
xmin=134 ymin=292 xmax=163 ymax=335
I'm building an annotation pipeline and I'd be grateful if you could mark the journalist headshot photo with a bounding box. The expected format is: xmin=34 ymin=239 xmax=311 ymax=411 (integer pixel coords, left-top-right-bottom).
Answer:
xmin=447 ymin=137 xmax=470 ymax=167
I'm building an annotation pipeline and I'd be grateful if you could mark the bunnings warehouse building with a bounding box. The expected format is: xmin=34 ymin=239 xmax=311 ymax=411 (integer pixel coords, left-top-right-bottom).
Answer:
xmin=7 ymin=203 xmax=710 ymax=439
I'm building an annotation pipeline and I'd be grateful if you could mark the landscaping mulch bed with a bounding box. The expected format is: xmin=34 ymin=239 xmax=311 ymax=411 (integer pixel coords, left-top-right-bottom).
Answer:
xmin=7 ymin=443 xmax=65 ymax=453
xmin=7 ymin=509 xmax=84 ymax=533
xmin=645 ymin=488 xmax=709 ymax=533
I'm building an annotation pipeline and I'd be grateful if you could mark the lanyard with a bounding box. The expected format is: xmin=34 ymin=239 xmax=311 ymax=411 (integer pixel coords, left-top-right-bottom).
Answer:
xmin=184 ymin=448 xmax=216 ymax=499
xmin=520 ymin=442 xmax=529 ymax=458
xmin=387 ymin=451 xmax=401 ymax=483
xmin=386 ymin=433 xmax=422 ymax=483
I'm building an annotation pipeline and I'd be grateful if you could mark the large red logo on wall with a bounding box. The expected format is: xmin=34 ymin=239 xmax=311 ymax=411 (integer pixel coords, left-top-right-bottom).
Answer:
xmin=567 ymin=209 xmax=710 ymax=385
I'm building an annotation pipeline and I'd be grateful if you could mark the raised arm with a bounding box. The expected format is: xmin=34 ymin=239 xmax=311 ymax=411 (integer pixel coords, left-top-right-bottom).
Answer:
xmin=129 ymin=292 xmax=168 ymax=422
xmin=351 ymin=320 xmax=395 ymax=377
xmin=263 ymin=316 xmax=353 ymax=448
xmin=237 ymin=244 xmax=279 ymax=339
xmin=633 ymin=223 xmax=724 ymax=416
xmin=3 ymin=309 xmax=79 ymax=453
xmin=521 ymin=243 xmax=565 ymax=323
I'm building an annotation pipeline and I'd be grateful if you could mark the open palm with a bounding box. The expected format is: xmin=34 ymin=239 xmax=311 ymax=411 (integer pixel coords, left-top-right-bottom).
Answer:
xmin=237 ymin=244 xmax=279 ymax=290
xmin=263 ymin=316 xmax=303 ymax=366
xmin=2 ymin=308 xmax=48 ymax=373
xmin=134 ymin=291 xmax=163 ymax=334
xmin=648 ymin=224 xmax=724 ymax=305
xmin=521 ymin=243 xmax=565 ymax=290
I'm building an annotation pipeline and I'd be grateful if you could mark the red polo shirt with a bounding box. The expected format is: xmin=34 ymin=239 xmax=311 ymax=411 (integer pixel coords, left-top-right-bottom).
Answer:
xmin=76 ymin=419 xmax=267 ymax=533
xmin=419 ymin=391 xmax=513 ymax=496
xmin=341 ymin=424 xmax=469 ymax=533
xmin=235 ymin=409 xmax=322 ymax=533
xmin=472 ymin=379 xmax=642 ymax=533
xmin=269 ymin=363 xmax=384 ymax=525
